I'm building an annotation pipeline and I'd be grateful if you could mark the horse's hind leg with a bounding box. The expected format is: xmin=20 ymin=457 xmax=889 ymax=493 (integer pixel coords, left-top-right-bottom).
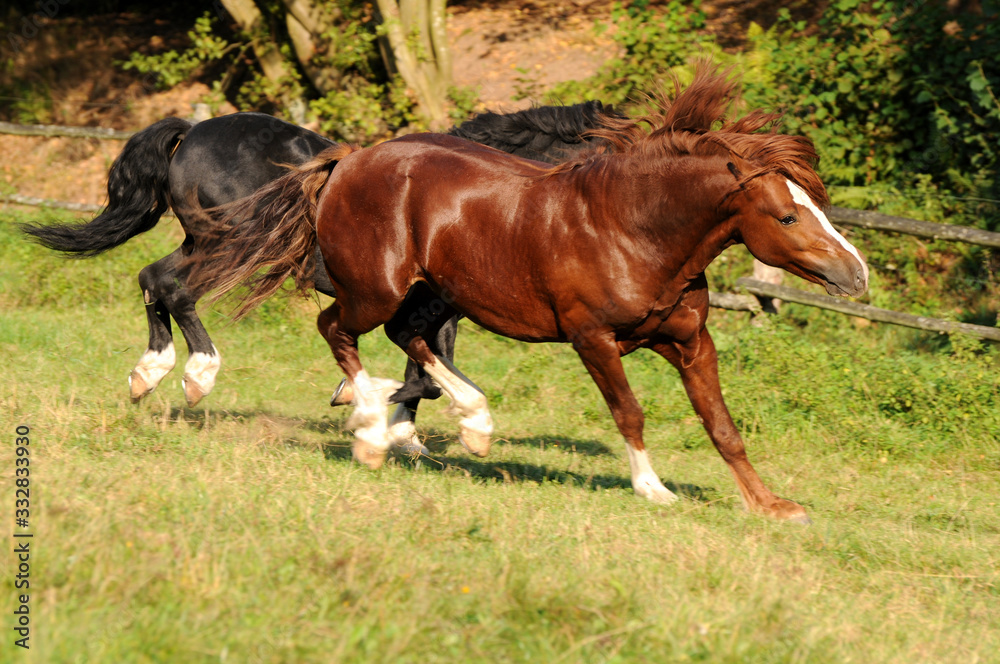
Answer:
xmin=383 ymin=314 xmax=457 ymax=456
xmin=397 ymin=336 xmax=493 ymax=457
xmin=317 ymin=303 xmax=392 ymax=468
xmin=130 ymin=252 xmax=180 ymax=402
xmin=330 ymin=313 xmax=455 ymax=410
xmin=133 ymin=246 xmax=221 ymax=406
xmin=169 ymin=286 xmax=220 ymax=408
xmin=384 ymin=290 xmax=490 ymax=457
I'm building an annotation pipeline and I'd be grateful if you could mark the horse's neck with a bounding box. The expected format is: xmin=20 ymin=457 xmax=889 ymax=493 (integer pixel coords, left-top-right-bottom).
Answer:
xmin=588 ymin=155 xmax=738 ymax=279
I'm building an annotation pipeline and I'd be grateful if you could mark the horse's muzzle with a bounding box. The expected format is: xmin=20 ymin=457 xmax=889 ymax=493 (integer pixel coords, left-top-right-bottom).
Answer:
xmin=824 ymin=264 xmax=868 ymax=298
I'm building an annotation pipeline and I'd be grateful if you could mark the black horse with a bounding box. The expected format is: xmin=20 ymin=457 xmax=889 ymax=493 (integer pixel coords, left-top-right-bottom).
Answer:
xmin=22 ymin=104 xmax=617 ymax=451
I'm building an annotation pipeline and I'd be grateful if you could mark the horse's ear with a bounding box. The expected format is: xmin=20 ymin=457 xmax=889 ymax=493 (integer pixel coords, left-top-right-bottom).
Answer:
xmin=727 ymin=162 xmax=743 ymax=180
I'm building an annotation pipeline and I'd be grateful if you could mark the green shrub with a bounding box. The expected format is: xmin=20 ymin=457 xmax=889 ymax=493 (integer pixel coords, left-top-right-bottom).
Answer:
xmin=548 ymin=0 xmax=713 ymax=106
xmin=121 ymin=13 xmax=232 ymax=90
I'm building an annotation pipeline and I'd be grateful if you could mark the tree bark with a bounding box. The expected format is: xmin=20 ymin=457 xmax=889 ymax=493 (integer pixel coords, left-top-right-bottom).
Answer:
xmin=219 ymin=0 xmax=308 ymax=123
xmin=375 ymin=0 xmax=452 ymax=126
xmin=281 ymin=0 xmax=341 ymax=95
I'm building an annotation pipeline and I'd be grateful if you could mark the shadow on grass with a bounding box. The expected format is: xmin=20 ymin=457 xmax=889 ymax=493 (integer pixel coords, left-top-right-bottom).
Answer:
xmin=320 ymin=428 xmax=717 ymax=502
xmin=491 ymin=433 xmax=614 ymax=457
xmin=169 ymin=406 xmax=341 ymax=435
xmin=172 ymin=407 xmax=717 ymax=503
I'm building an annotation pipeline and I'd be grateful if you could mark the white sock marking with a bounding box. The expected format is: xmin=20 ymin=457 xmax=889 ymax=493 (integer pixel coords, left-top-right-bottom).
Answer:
xmin=181 ymin=346 xmax=221 ymax=397
xmin=626 ymin=446 xmax=677 ymax=504
xmin=387 ymin=404 xmax=429 ymax=456
xmin=419 ymin=357 xmax=493 ymax=454
xmin=345 ymin=369 xmax=391 ymax=457
xmin=786 ymin=179 xmax=868 ymax=282
xmin=130 ymin=343 xmax=176 ymax=393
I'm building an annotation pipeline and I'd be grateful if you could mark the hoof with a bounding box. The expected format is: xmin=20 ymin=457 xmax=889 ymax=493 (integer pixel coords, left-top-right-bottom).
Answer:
xmin=331 ymin=378 xmax=354 ymax=407
xmin=181 ymin=349 xmax=219 ymax=408
xmin=459 ymin=426 xmax=492 ymax=458
xmin=759 ymin=498 xmax=811 ymax=525
xmin=181 ymin=375 xmax=208 ymax=408
xmin=396 ymin=439 xmax=430 ymax=457
xmin=388 ymin=420 xmax=429 ymax=457
xmin=352 ymin=440 xmax=389 ymax=469
xmin=457 ymin=407 xmax=492 ymax=457
xmin=633 ymin=474 xmax=679 ymax=505
xmin=129 ymin=345 xmax=176 ymax=404
xmin=786 ymin=513 xmax=813 ymax=526
xmin=128 ymin=371 xmax=154 ymax=404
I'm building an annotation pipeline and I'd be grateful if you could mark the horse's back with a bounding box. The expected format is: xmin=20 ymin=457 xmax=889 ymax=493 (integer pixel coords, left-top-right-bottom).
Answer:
xmin=171 ymin=113 xmax=335 ymax=208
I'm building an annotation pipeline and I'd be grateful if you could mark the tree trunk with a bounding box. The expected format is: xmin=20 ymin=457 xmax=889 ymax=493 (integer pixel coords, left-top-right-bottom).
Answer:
xmin=281 ymin=0 xmax=341 ymax=95
xmin=375 ymin=0 xmax=452 ymax=127
xmin=218 ymin=0 xmax=308 ymax=123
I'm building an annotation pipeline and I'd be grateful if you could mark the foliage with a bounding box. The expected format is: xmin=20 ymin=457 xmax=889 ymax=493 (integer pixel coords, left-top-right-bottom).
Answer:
xmin=724 ymin=319 xmax=1000 ymax=455
xmin=741 ymin=0 xmax=1000 ymax=218
xmin=548 ymin=0 xmax=713 ymax=106
xmin=547 ymin=0 xmax=999 ymax=222
xmin=446 ymin=85 xmax=479 ymax=123
xmin=120 ymin=13 xmax=233 ymax=90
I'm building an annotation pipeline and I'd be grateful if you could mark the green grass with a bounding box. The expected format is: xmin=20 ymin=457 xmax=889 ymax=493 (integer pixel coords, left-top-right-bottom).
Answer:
xmin=2 ymin=209 xmax=999 ymax=663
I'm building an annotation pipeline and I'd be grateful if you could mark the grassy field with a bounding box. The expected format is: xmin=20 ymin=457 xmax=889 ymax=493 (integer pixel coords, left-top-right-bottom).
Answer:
xmin=2 ymin=208 xmax=999 ymax=663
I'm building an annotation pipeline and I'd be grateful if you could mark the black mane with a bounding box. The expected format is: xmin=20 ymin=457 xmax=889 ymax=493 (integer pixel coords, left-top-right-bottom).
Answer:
xmin=447 ymin=101 xmax=622 ymax=164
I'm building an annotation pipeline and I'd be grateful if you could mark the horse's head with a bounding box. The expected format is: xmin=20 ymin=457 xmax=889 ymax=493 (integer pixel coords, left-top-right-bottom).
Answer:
xmin=729 ymin=169 xmax=868 ymax=297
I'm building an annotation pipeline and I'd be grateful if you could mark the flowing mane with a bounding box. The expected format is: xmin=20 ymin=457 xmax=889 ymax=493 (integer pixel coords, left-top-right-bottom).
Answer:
xmin=552 ymin=64 xmax=829 ymax=206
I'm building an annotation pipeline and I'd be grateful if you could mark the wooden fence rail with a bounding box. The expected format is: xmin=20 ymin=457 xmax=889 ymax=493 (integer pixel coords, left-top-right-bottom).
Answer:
xmin=828 ymin=206 xmax=1000 ymax=249
xmin=0 ymin=192 xmax=102 ymax=214
xmin=738 ymin=278 xmax=1000 ymax=341
xmin=0 ymin=121 xmax=135 ymax=140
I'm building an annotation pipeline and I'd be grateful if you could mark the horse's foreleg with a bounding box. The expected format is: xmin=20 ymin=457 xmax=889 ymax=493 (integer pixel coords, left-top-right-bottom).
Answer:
xmin=650 ymin=329 xmax=809 ymax=523
xmin=574 ymin=333 xmax=677 ymax=505
xmin=318 ymin=304 xmax=391 ymax=468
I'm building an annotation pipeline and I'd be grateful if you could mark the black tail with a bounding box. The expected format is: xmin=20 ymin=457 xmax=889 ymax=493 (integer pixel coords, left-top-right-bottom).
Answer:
xmin=20 ymin=117 xmax=192 ymax=256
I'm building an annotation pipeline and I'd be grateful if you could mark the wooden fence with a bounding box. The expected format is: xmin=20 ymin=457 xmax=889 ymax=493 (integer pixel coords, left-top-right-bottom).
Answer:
xmin=2 ymin=120 xmax=998 ymax=340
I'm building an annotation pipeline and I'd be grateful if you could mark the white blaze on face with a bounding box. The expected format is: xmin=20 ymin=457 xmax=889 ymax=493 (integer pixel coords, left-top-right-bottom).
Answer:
xmin=785 ymin=179 xmax=869 ymax=282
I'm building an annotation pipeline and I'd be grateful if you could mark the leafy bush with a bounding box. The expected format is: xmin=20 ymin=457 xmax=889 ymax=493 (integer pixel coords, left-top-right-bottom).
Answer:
xmin=549 ymin=0 xmax=713 ymax=106
xmin=121 ymin=14 xmax=232 ymax=90
xmin=741 ymin=0 xmax=1000 ymax=219
xmin=720 ymin=320 xmax=1000 ymax=455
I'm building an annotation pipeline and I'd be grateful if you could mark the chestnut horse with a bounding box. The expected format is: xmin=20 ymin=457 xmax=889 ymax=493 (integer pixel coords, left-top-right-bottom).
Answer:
xmin=190 ymin=68 xmax=868 ymax=522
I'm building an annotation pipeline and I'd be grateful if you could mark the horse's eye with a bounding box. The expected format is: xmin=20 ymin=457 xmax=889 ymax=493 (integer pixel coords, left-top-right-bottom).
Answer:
xmin=779 ymin=214 xmax=797 ymax=226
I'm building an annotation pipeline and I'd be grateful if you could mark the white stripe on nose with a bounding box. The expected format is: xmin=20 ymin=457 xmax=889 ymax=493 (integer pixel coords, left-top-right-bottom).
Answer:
xmin=785 ymin=179 xmax=868 ymax=282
